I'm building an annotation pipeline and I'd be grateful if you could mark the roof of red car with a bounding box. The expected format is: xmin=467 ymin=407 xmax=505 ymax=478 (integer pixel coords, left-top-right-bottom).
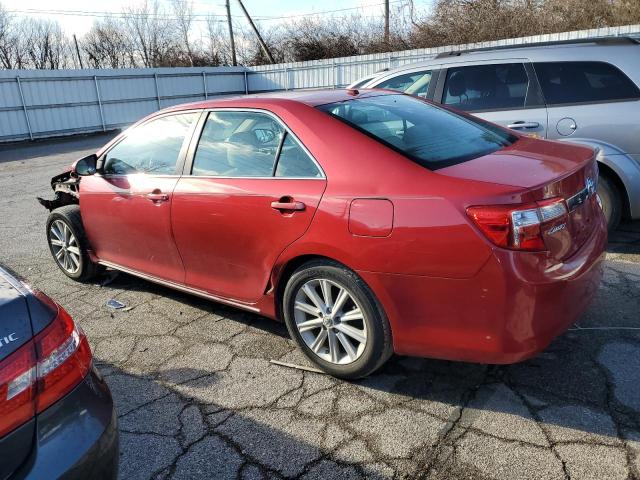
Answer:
xmin=164 ymin=88 xmax=393 ymax=112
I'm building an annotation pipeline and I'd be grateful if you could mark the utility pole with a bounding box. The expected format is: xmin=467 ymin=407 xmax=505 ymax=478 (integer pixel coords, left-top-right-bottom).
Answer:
xmin=236 ymin=0 xmax=275 ymax=64
xmin=384 ymin=0 xmax=390 ymax=44
xmin=225 ymin=0 xmax=237 ymax=66
xmin=73 ymin=34 xmax=84 ymax=69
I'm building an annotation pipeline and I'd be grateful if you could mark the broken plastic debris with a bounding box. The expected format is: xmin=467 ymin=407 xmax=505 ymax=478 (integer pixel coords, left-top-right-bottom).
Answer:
xmin=269 ymin=359 xmax=324 ymax=374
xmin=106 ymin=299 xmax=126 ymax=309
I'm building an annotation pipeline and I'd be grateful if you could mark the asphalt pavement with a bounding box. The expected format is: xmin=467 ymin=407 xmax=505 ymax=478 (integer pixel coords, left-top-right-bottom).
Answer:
xmin=1 ymin=133 xmax=639 ymax=480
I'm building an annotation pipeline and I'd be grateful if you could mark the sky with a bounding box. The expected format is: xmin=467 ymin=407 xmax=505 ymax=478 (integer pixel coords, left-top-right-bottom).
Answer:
xmin=0 ymin=0 xmax=432 ymax=36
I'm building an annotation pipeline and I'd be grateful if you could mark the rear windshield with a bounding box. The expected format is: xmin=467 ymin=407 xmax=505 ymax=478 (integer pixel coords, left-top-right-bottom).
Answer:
xmin=316 ymin=94 xmax=516 ymax=169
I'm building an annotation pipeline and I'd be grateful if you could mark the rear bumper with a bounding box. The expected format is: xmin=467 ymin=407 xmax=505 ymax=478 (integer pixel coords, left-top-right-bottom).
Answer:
xmin=359 ymin=216 xmax=607 ymax=364
xmin=12 ymin=366 xmax=118 ymax=480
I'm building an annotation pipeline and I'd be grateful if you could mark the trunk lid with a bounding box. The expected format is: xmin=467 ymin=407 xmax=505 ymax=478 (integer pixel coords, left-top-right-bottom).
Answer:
xmin=0 ymin=273 xmax=33 ymax=363
xmin=0 ymin=267 xmax=35 ymax=478
xmin=441 ymin=137 xmax=602 ymax=259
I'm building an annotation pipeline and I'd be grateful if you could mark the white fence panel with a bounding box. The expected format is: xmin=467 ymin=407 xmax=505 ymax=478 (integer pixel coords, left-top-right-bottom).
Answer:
xmin=1 ymin=25 xmax=639 ymax=143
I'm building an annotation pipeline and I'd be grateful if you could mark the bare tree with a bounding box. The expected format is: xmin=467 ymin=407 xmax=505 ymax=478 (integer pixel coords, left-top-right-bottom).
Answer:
xmin=22 ymin=18 xmax=71 ymax=69
xmin=122 ymin=0 xmax=178 ymax=67
xmin=205 ymin=15 xmax=227 ymax=65
xmin=172 ymin=0 xmax=195 ymax=66
xmin=0 ymin=4 xmax=28 ymax=69
xmin=83 ymin=19 xmax=132 ymax=68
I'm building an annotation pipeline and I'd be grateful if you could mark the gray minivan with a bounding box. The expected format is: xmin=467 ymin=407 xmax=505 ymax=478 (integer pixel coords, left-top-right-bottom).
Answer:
xmin=355 ymin=38 xmax=640 ymax=230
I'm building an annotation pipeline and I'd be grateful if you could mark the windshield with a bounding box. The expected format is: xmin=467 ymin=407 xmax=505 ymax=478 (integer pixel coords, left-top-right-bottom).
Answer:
xmin=316 ymin=93 xmax=516 ymax=169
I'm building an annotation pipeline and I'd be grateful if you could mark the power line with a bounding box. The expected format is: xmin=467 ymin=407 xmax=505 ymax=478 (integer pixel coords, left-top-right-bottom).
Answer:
xmin=6 ymin=1 xmax=408 ymax=23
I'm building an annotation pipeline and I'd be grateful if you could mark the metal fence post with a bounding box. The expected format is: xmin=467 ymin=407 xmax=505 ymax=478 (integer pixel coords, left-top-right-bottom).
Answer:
xmin=153 ymin=73 xmax=161 ymax=109
xmin=16 ymin=76 xmax=33 ymax=141
xmin=244 ymin=71 xmax=249 ymax=94
xmin=202 ymin=72 xmax=208 ymax=100
xmin=94 ymin=76 xmax=106 ymax=132
xmin=332 ymin=59 xmax=337 ymax=89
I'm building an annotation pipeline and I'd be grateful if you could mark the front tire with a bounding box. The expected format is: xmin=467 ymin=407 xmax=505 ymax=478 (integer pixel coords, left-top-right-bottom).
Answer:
xmin=46 ymin=205 xmax=101 ymax=282
xmin=282 ymin=260 xmax=392 ymax=379
xmin=598 ymin=173 xmax=622 ymax=231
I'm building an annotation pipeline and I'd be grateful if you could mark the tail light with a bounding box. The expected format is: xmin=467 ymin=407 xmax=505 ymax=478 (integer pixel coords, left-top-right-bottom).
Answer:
xmin=467 ymin=198 xmax=568 ymax=251
xmin=0 ymin=305 xmax=92 ymax=438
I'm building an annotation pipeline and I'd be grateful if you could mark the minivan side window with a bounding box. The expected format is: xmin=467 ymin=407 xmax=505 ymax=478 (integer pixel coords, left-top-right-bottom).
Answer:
xmin=443 ymin=63 xmax=529 ymax=112
xmin=376 ymin=70 xmax=432 ymax=97
xmin=534 ymin=61 xmax=640 ymax=105
xmin=192 ymin=111 xmax=284 ymax=177
xmin=103 ymin=113 xmax=198 ymax=175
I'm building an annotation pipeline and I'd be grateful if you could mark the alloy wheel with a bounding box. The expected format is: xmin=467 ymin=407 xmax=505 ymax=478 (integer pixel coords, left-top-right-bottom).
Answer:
xmin=293 ymin=278 xmax=368 ymax=365
xmin=49 ymin=220 xmax=81 ymax=274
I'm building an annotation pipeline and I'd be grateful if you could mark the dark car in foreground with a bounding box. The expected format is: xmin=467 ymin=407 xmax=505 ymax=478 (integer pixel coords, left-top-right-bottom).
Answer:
xmin=39 ymin=89 xmax=606 ymax=379
xmin=0 ymin=266 xmax=117 ymax=480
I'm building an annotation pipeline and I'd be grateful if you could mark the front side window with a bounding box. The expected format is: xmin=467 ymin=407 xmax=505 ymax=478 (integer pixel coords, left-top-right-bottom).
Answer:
xmin=443 ymin=63 xmax=529 ymax=112
xmin=317 ymin=93 xmax=515 ymax=169
xmin=376 ymin=70 xmax=432 ymax=97
xmin=103 ymin=113 xmax=197 ymax=175
xmin=534 ymin=61 xmax=640 ymax=105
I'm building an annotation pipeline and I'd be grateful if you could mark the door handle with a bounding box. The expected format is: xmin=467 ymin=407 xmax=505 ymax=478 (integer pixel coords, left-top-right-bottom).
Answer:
xmin=145 ymin=192 xmax=169 ymax=203
xmin=271 ymin=199 xmax=306 ymax=212
xmin=507 ymin=121 xmax=540 ymax=129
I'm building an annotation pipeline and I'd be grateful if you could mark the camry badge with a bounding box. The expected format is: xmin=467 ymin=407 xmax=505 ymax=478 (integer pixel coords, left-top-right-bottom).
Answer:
xmin=547 ymin=223 xmax=567 ymax=235
xmin=0 ymin=333 xmax=18 ymax=348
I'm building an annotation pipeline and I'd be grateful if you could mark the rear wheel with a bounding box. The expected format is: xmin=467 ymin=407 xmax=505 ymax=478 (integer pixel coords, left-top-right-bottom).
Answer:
xmin=597 ymin=173 xmax=622 ymax=231
xmin=46 ymin=205 xmax=101 ymax=282
xmin=282 ymin=260 xmax=392 ymax=379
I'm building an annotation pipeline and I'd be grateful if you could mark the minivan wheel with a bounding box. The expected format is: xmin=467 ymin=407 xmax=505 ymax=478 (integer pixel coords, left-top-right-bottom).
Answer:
xmin=282 ymin=260 xmax=392 ymax=379
xmin=46 ymin=205 xmax=101 ymax=281
xmin=597 ymin=174 xmax=621 ymax=231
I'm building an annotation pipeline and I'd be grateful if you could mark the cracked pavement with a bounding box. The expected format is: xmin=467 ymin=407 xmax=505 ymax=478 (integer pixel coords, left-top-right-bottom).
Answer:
xmin=1 ymin=134 xmax=639 ymax=480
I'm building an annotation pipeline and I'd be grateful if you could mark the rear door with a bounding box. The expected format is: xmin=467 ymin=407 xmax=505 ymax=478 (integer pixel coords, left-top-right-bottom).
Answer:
xmin=533 ymin=61 xmax=640 ymax=152
xmin=81 ymin=112 xmax=200 ymax=282
xmin=171 ymin=109 xmax=326 ymax=303
xmin=435 ymin=60 xmax=548 ymax=138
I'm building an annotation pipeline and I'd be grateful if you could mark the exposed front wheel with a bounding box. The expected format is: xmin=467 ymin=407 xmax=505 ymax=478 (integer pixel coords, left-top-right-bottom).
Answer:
xmin=283 ymin=260 xmax=392 ymax=379
xmin=46 ymin=205 xmax=101 ymax=282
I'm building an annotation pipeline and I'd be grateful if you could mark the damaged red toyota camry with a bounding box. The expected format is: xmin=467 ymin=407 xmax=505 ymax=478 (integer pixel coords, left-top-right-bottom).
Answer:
xmin=39 ymin=90 xmax=607 ymax=379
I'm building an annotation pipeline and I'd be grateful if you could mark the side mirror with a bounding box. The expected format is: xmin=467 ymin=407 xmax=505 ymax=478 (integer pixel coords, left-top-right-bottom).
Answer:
xmin=73 ymin=154 xmax=97 ymax=176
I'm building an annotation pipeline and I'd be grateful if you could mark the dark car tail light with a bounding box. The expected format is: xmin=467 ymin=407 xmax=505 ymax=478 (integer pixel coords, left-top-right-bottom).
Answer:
xmin=0 ymin=305 xmax=91 ymax=437
xmin=467 ymin=198 xmax=568 ymax=251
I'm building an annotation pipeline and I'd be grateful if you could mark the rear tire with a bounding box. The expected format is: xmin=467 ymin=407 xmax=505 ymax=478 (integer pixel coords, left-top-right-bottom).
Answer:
xmin=46 ymin=205 xmax=102 ymax=282
xmin=282 ymin=259 xmax=393 ymax=379
xmin=597 ymin=173 xmax=622 ymax=231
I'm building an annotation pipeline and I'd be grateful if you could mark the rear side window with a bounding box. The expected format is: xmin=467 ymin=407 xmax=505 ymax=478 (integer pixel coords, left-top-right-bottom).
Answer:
xmin=376 ymin=70 xmax=432 ymax=97
xmin=275 ymin=135 xmax=321 ymax=178
xmin=104 ymin=113 xmax=198 ymax=175
xmin=443 ymin=63 xmax=529 ymax=111
xmin=317 ymin=93 xmax=515 ymax=169
xmin=534 ymin=61 xmax=640 ymax=105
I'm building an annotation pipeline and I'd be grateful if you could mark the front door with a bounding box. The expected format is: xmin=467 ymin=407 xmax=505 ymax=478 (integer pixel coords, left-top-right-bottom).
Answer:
xmin=438 ymin=61 xmax=549 ymax=138
xmin=171 ymin=110 xmax=326 ymax=303
xmin=81 ymin=112 xmax=200 ymax=282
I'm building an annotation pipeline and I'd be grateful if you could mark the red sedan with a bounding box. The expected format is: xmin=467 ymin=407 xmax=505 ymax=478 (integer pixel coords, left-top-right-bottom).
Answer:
xmin=41 ymin=90 xmax=607 ymax=378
